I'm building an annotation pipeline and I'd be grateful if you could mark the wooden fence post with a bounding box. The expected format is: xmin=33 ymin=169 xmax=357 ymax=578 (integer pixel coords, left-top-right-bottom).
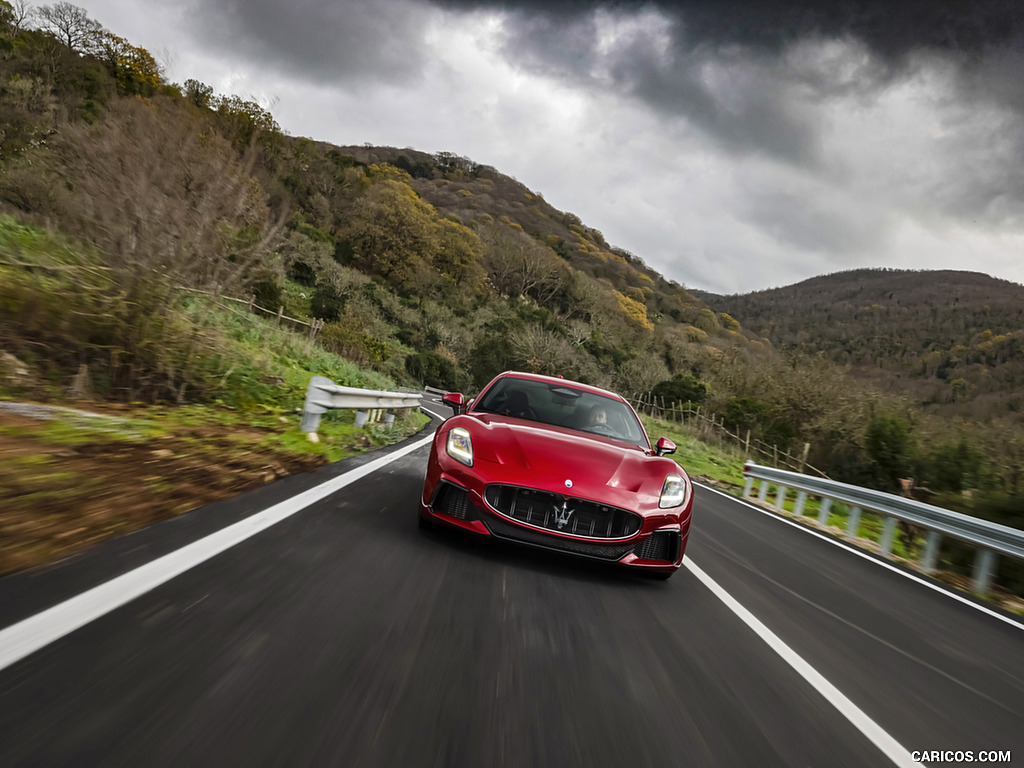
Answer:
xmin=248 ymin=295 xmax=255 ymax=314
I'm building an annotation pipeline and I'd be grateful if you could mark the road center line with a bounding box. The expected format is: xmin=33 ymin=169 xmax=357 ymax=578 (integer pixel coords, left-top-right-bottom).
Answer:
xmin=0 ymin=433 xmax=435 ymax=673
xmin=684 ymin=558 xmax=919 ymax=767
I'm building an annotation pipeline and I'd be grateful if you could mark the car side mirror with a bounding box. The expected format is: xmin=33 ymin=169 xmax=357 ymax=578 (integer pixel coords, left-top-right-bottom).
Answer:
xmin=442 ymin=392 xmax=465 ymax=415
xmin=655 ymin=437 xmax=676 ymax=457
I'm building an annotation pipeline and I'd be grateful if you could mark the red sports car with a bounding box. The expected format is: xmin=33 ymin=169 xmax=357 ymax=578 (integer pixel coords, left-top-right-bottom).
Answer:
xmin=419 ymin=371 xmax=693 ymax=578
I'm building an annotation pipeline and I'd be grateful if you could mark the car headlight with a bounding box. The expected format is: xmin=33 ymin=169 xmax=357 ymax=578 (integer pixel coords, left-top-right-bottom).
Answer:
xmin=659 ymin=473 xmax=687 ymax=508
xmin=446 ymin=427 xmax=473 ymax=466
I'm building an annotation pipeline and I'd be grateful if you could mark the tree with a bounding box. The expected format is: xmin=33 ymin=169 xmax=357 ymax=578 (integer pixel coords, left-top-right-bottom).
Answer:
xmin=480 ymin=223 xmax=566 ymax=305
xmin=90 ymin=30 xmax=162 ymax=94
xmin=311 ymin=282 xmax=346 ymax=322
xmin=651 ymin=373 xmax=707 ymax=406
xmin=342 ymin=180 xmax=440 ymax=294
xmin=37 ymin=2 xmax=97 ymax=51
xmin=865 ymin=416 xmax=915 ymax=491
xmin=615 ymin=355 xmax=669 ymax=395
xmin=0 ymin=1 xmax=13 ymax=57
xmin=47 ymin=95 xmax=279 ymax=313
xmin=434 ymin=217 xmax=484 ymax=286
xmin=614 ymin=290 xmax=653 ymax=331
xmin=183 ymin=78 xmax=213 ymax=109
xmin=214 ymin=94 xmax=281 ymax=149
xmin=10 ymin=0 xmax=33 ymax=32
xmin=406 ymin=350 xmax=469 ymax=391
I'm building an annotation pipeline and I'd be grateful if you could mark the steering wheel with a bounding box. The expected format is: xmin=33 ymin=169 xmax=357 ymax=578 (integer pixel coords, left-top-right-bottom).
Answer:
xmin=588 ymin=423 xmax=614 ymax=435
xmin=502 ymin=405 xmax=537 ymax=420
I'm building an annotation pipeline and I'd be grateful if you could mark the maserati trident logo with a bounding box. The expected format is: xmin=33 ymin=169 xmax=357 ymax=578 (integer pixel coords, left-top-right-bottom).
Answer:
xmin=553 ymin=499 xmax=574 ymax=530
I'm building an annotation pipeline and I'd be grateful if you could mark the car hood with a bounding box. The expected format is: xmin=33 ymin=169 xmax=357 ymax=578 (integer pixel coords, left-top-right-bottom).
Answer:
xmin=465 ymin=414 xmax=673 ymax=509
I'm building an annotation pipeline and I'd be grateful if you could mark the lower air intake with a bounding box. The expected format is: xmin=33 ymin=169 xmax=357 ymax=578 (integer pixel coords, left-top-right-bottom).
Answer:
xmin=632 ymin=530 xmax=680 ymax=563
xmin=433 ymin=482 xmax=473 ymax=520
xmin=483 ymin=516 xmax=636 ymax=561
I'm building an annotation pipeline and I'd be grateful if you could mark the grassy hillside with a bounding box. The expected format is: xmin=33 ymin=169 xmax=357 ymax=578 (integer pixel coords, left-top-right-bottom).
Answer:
xmin=0 ymin=214 xmax=430 ymax=575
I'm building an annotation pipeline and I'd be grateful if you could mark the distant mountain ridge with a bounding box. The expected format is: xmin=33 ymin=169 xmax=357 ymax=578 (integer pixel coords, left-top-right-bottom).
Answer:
xmin=695 ymin=268 xmax=1024 ymax=419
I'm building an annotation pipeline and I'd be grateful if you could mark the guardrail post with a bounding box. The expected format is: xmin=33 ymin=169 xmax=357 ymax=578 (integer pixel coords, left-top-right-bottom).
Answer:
xmin=817 ymin=497 xmax=832 ymax=526
xmin=743 ymin=476 xmax=754 ymax=498
xmin=972 ymin=549 xmax=997 ymax=594
xmin=739 ymin=461 xmax=1024 ymax=592
xmin=301 ymin=376 xmax=422 ymax=439
xmin=774 ymin=485 xmax=787 ymax=511
xmin=794 ymin=491 xmax=807 ymax=517
xmin=921 ymin=530 xmax=941 ymax=573
xmin=846 ymin=506 xmax=861 ymax=538
xmin=880 ymin=516 xmax=897 ymax=556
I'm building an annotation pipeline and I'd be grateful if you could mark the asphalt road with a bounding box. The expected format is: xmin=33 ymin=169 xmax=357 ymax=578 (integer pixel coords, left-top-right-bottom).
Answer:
xmin=0 ymin=406 xmax=1021 ymax=767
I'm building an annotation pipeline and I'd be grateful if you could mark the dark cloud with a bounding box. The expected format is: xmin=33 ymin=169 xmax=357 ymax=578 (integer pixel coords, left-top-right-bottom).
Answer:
xmin=431 ymin=0 xmax=1024 ymax=221
xmin=431 ymin=1 xmax=1024 ymax=158
xmin=179 ymin=0 xmax=435 ymax=85
xmin=432 ymin=0 xmax=1022 ymax=61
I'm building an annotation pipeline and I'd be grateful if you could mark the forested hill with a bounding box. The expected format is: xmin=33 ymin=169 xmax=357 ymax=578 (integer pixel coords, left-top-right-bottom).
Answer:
xmin=695 ymin=269 xmax=1024 ymax=419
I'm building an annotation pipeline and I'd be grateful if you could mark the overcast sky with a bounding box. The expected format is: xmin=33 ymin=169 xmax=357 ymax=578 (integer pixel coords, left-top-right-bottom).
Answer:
xmin=62 ymin=0 xmax=1024 ymax=294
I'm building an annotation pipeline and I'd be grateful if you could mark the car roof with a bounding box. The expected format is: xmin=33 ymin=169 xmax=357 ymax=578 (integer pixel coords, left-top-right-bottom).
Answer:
xmin=492 ymin=371 xmax=628 ymax=403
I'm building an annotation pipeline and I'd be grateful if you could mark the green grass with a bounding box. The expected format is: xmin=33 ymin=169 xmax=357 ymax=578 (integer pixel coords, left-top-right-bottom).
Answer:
xmin=0 ymin=454 xmax=104 ymax=504
xmin=639 ymin=413 xmax=748 ymax=488
xmin=0 ymin=412 xmax=163 ymax=445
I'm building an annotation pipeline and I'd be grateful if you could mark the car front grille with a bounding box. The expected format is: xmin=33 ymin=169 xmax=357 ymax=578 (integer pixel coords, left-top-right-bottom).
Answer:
xmin=483 ymin=484 xmax=643 ymax=540
xmin=632 ymin=530 xmax=680 ymax=563
xmin=482 ymin=515 xmax=636 ymax=561
xmin=432 ymin=481 xmax=474 ymax=520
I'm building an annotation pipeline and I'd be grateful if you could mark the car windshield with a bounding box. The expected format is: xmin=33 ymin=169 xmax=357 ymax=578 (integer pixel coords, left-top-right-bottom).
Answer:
xmin=473 ymin=378 xmax=649 ymax=449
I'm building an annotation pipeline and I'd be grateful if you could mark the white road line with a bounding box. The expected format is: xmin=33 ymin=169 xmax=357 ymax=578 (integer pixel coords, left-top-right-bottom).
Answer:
xmin=0 ymin=434 xmax=435 ymax=673
xmin=421 ymin=406 xmax=445 ymax=421
xmin=684 ymin=558 xmax=920 ymax=767
xmin=697 ymin=483 xmax=1024 ymax=631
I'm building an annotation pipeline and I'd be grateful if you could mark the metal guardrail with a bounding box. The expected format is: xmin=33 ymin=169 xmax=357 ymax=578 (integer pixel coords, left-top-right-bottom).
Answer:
xmin=742 ymin=462 xmax=1024 ymax=594
xmin=423 ymin=385 xmax=451 ymax=396
xmin=301 ymin=376 xmax=423 ymax=437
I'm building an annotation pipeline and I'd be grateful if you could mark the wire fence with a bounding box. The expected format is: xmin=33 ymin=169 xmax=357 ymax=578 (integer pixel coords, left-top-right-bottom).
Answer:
xmin=626 ymin=392 xmax=829 ymax=478
xmin=179 ymin=287 xmax=325 ymax=340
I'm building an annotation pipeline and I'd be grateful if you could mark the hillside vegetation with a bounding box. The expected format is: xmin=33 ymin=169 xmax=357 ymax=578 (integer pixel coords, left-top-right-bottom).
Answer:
xmin=2 ymin=1 xmax=1022 ymax=554
xmin=696 ymin=269 xmax=1024 ymax=420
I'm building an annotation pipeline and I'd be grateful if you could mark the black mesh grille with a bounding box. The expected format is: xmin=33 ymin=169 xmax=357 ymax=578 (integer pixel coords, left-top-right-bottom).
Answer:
xmin=632 ymin=531 xmax=680 ymax=563
xmin=484 ymin=484 xmax=642 ymax=540
xmin=482 ymin=515 xmax=636 ymax=561
xmin=432 ymin=482 xmax=473 ymax=520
